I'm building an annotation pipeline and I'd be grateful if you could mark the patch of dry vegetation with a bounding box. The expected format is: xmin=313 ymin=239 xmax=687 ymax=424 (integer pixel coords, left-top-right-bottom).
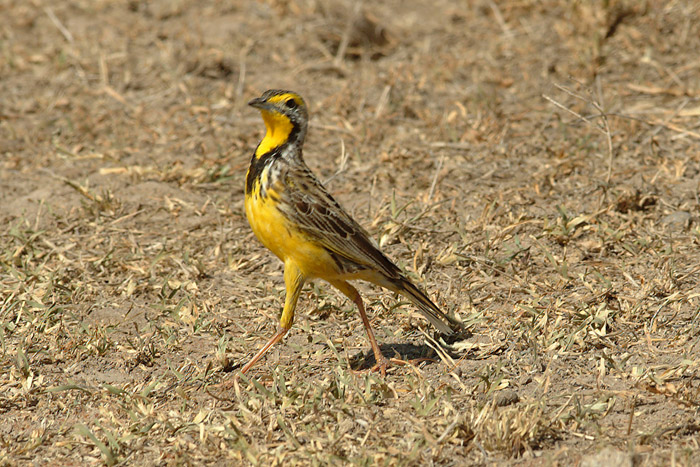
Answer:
xmin=1 ymin=0 xmax=700 ymax=464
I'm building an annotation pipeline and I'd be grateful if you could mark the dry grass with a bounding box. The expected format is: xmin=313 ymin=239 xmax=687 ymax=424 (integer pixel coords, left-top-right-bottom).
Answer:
xmin=2 ymin=0 xmax=700 ymax=464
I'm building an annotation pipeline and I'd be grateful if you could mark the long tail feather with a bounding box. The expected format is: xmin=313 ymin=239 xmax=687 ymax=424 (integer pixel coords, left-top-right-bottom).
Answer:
xmin=393 ymin=278 xmax=458 ymax=335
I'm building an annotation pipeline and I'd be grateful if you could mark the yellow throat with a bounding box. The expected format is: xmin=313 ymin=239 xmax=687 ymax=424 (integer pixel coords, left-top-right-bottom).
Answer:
xmin=255 ymin=108 xmax=294 ymax=157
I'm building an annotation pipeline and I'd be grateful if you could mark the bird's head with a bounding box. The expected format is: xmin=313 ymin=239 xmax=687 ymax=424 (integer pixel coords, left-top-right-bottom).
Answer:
xmin=249 ymin=90 xmax=308 ymax=157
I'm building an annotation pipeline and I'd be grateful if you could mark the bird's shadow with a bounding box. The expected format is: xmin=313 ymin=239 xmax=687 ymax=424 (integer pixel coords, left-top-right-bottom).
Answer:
xmin=346 ymin=327 xmax=472 ymax=370
xmin=348 ymin=342 xmax=441 ymax=371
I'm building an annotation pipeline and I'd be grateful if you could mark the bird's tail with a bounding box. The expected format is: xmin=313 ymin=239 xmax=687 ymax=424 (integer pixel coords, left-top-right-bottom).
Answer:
xmin=390 ymin=277 xmax=459 ymax=335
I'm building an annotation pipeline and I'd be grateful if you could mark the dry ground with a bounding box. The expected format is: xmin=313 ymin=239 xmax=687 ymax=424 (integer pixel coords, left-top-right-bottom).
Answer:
xmin=2 ymin=0 xmax=700 ymax=465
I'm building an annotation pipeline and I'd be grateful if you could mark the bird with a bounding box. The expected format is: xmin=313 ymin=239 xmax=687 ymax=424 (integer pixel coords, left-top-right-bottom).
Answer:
xmin=238 ymin=89 xmax=459 ymax=376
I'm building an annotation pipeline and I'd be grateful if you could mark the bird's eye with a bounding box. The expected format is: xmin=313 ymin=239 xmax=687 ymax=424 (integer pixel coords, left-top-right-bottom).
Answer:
xmin=285 ymin=98 xmax=298 ymax=109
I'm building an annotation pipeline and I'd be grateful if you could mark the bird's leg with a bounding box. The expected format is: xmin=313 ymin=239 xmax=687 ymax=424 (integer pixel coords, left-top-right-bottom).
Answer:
xmin=331 ymin=280 xmax=390 ymax=375
xmin=220 ymin=263 xmax=305 ymax=388
xmin=355 ymin=292 xmax=391 ymax=376
xmin=240 ymin=325 xmax=289 ymax=374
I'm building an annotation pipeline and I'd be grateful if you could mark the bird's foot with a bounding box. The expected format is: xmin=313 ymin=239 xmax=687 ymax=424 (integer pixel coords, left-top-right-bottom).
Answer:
xmin=371 ymin=356 xmax=391 ymax=377
xmin=215 ymin=374 xmax=239 ymax=391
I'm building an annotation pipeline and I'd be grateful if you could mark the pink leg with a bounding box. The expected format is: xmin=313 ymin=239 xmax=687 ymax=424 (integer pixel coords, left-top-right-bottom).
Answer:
xmin=240 ymin=326 xmax=289 ymax=374
xmin=330 ymin=280 xmax=390 ymax=375
xmin=218 ymin=263 xmax=305 ymax=390
xmin=217 ymin=326 xmax=290 ymax=390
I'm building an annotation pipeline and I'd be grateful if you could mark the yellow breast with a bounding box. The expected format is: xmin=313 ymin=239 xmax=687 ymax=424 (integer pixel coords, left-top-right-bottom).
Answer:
xmin=245 ymin=187 xmax=339 ymax=279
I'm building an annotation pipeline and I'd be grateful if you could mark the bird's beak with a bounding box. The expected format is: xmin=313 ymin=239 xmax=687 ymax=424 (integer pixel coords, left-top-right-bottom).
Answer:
xmin=248 ymin=97 xmax=272 ymax=111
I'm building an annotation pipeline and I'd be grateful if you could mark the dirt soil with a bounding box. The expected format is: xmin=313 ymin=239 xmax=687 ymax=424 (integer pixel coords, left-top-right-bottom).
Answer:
xmin=2 ymin=0 xmax=700 ymax=465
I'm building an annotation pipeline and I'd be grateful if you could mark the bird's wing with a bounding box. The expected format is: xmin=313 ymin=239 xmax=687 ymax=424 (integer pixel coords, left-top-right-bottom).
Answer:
xmin=276 ymin=164 xmax=401 ymax=279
